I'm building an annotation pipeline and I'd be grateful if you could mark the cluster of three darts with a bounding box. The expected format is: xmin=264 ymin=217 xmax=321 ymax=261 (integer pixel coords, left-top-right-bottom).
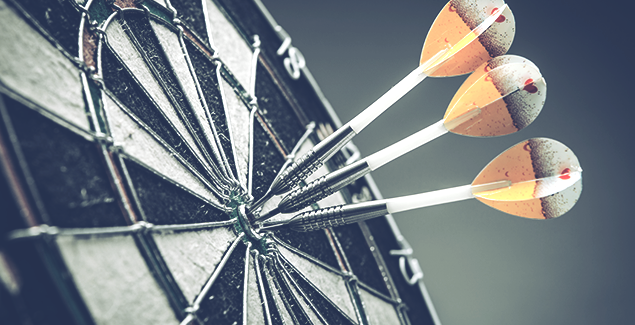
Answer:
xmin=253 ymin=0 xmax=582 ymax=231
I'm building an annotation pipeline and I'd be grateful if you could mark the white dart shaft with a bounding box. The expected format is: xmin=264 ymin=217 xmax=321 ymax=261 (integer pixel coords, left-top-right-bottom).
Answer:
xmin=365 ymin=120 xmax=447 ymax=170
xmin=385 ymin=185 xmax=474 ymax=214
xmin=347 ymin=65 xmax=428 ymax=133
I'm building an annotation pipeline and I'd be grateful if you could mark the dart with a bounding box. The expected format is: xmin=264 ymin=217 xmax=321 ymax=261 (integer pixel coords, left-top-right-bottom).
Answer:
xmin=256 ymin=55 xmax=545 ymax=219
xmin=266 ymin=0 xmax=516 ymax=197
xmin=277 ymin=138 xmax=582 ymax=232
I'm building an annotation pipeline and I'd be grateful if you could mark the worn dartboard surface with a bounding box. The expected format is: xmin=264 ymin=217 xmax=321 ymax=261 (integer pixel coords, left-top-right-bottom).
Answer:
xmin=0 ymin=0 xmax=439 ymax=324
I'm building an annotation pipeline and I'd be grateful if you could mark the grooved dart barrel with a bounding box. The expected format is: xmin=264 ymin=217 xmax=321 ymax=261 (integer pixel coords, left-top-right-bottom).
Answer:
xmin=287 ymin=201 xmax=389 ymax=232
xmin=269 ymin=125 xmax=356 ymax=195
xmin=278 ymin=159 xmax=371 ymax=213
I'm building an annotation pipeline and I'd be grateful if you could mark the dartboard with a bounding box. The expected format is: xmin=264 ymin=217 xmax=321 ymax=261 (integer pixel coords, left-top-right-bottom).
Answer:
xmin=0 ymin=0 xmax=439 ymax=324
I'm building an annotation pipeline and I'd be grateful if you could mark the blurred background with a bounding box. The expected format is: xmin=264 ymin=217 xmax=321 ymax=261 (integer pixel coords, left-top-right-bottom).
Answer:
xmin=262 ymin=1 xmax=634 ymax=324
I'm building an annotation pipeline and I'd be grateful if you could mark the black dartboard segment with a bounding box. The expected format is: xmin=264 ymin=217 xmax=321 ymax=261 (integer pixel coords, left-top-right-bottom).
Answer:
xmin=119 ymin=157 xmax=229 ymax=225
xmin=0 ymin=0 xmax=440 ymax=324
xmin=1 ymin=95 xmax=126 ymax=228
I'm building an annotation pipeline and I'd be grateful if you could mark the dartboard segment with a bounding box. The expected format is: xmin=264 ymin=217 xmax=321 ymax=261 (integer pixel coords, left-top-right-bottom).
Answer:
xmin=0 ymin=1 xmax=90 ymax=132
xmin=1 ymin=97 xmax=127 ymax=228
xmin=244 ymin=249 xmax=268 ymax=325
xmin=196 ymin=241 xmax=247 ymax=324
xmin=56 ymin=232 xmax=180 ymax=325
xmin=204 ymin=0 xmax=254 ymax=89
xmin=5 ymin=0 xmax=81 ymax=56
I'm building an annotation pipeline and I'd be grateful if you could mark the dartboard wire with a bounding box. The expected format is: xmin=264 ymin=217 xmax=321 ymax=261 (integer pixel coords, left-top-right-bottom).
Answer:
xmin=272 ymin=243 xmax=362 ymax=322
xmin=157 ymin=1 xmax=237 ymax=185
xmin=199 ymin=0 xmax=215 ymax=49
xmin=0 ymin=92 xmax=65 ymax=226
xmin=133 ymin=224 xmax=190 ymax=318
xmin=146 ymin=12 xmax=235 ymax=190
xmin=81 ymin=79 xmax=140 ymax=225
xmin=30 ymin=234 xmax=95 ymax=325
xmin=272 ymin=233 xmax=375 ymax=325
xmin=179 ymin=313 xmax=197 ymax=325
xmin=190 ymin=233 xmax=245 ymax=312
xmin=261 ymin=256 xmax=305 ymax=325
xmin=159 ymin=14 xmax=235 ymax=186
xmin=0 ymin=95 xmax=40 ymax=228
xmin=150 ymin=219 xmax=237 ymax=232
xmin=357 ymin=221 xmax=401 ymax=300
xmin=274 ymin=252 xmax=359 ymax=325
xmin=269 ymin=234 xmax=350 ymax=277
xmin=241 ymin=241 xmax=253 ymax=325
xmin=268 ymin=253 xmax=320 ymax=324
xmin=248 ymin=35 xmax=261 ymax=99
xmin=355 ymin=281 xmax=402 ymax=306
xmin=119 ymin=9 xmax=230 ymax=191
xmin=258 ymin=254 xmax=295 ymax=325
xmin=247 ymin=104 xmax=258 ymax=197
xmin=100 ymin=90 xmax=227 ymax=208
xmin=253 ymin=250 xmax=273 ymax=325
xmin=100 ymin=145 xmax=139 ymax=224
xmin=79 ymin=20 xmax=106 ymax=137
xmin=113 ymin=150 xmax=151 ymax=221
xmin=178 ymin=27 xmax=236 ymax=184
xmin=95 ymin=43 xmax=226 ymax=199
xmin=6 ymin=218 xmax=235 ymax=240
xmin=355 ymin=281 xmax=409 ymax=325
xmin=274 ymin=254 xmax=326 ymax=323
xmin=344 ymin=281 xmax=370 ymax=325
xmin=323 ymin=226 xmax=353 ymax=273
xmin=245 ymin=36 xmax=261 ymax=198
xmin=112 ymin=9 xmax=232 ymax=197
xmin=216 ymin=63 xmax=250 ymax=189
xmin=256 ymin=55 xmax=310 ymax=127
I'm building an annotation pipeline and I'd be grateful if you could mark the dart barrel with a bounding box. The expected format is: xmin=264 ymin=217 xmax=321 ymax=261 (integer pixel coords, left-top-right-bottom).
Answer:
xmin=279 ymin=159 xmax=372 ymax=213
xmin=269 ymin=124 xmax=356 ymax=195
xmin=288 ymin=200 xmax=390 ymax=232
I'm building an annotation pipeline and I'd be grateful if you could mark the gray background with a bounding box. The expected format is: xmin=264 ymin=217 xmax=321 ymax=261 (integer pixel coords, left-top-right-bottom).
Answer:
xmin=262 ymin=0 xmax=634 ymax=324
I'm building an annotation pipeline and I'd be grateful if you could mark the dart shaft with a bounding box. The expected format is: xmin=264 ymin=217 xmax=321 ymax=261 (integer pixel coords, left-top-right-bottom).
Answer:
xmin=348 ymin=65 xmax=427 ymax=133
xmin=269 ymin=125 xmax=356 ymax=195
xmin=387 ymin=181 xmax=512 ymax=213
xmin=386 ymin=185 xmax=474 ymax=214
xmin=366 ymin=120 xmax=447 ymax=170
